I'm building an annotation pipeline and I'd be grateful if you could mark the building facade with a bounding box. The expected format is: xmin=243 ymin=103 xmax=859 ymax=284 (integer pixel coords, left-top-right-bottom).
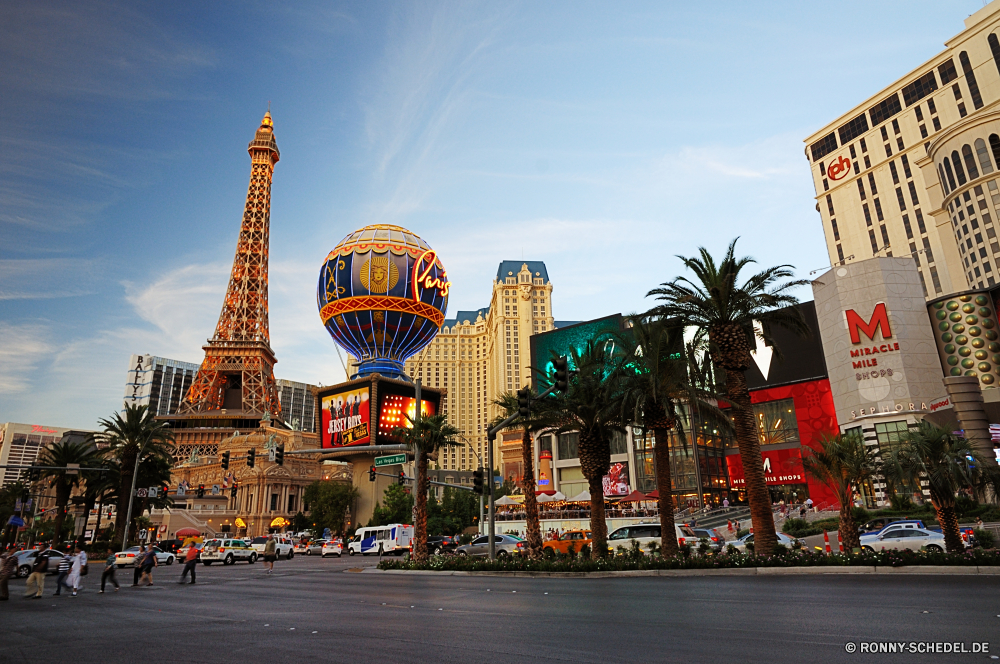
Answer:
xmin=0 ymin=423 xmax=77 ymax=487
xmin=123 ymin=354 xmax=201 ymax=416
xmin=805 ymin=1 xmax=1000 ymax=298
xmin=276 ymin=379 xmax=317 ymax=433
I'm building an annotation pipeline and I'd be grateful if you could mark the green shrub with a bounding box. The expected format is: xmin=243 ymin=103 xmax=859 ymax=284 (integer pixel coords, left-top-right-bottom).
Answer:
xmin=889 ymin=494 xmax=913 ymax=511
xmin=580 ymin=544 xmax=592 ymax=559
xmin=956 ymin=495 xmax=978 ymax=516
xmin=974 ymin=528 xmax=996 ymax=549
xmin=851 ymin=506 xmax=870 ymax=524
xmin=782 ymin=518 xmax=823 ymax=537
xmin=697 ymin=538 xmax=711 ymax=556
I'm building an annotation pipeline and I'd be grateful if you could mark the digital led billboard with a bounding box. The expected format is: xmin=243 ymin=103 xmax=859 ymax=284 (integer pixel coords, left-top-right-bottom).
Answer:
xmin=602 ymin=461 xmax=630 ymax=497
xmin=377 ymin=393 xmax=436 ymax=439
xmin=529 ymin=315 xmax=625 ymax=391
xmin=321 ymin=385 xmax=371 ymax=448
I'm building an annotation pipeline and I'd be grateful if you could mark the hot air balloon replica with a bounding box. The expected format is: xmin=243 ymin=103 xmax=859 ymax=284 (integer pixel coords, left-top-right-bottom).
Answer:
xmin=315 ymin=224 xmax=449 ymax=450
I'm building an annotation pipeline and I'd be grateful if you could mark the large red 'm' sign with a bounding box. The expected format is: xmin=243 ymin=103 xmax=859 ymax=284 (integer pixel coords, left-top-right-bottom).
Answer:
xmin=846 ymin=303 xmax=892 ymax=344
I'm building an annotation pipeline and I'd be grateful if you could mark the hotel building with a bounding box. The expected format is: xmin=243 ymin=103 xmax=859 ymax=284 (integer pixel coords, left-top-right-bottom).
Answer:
xmin=805 ymin=1 xmax=1000 ymax=297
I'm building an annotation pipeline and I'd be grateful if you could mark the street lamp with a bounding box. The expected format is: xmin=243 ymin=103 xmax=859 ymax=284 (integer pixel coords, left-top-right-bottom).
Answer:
xmin=459 ymin=434 xmax=485 ymax=535
xmin=121 ymin=423 xmax=168 ymax=552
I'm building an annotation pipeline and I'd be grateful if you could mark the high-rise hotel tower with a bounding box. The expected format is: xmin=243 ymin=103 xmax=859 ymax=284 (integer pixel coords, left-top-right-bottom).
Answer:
xmin=806 ymin=2 xmax=1000 ymax=296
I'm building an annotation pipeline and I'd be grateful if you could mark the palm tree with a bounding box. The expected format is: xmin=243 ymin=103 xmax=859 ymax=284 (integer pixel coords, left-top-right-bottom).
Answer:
xmin=883 ymin=421 xmax=1000 ymax=553
xmin=618 ymin=318 xmax=727 ymax=556
xmin=801 ymin=432 xmax=879 ymax=552
xmin=490 ymin=390 xmax=552 ymax=560
xmin=95 ymin=404 xmax=175 ymax=544
xmin=542 ymin=341 xmax=629 ymax=559
xmin=36 ymin=438 xmax=103 ymax=545
xmin=393 ymin=413 xmax=461 ymax=562
xmin=646 ymin=238 xmax=809 ymax=556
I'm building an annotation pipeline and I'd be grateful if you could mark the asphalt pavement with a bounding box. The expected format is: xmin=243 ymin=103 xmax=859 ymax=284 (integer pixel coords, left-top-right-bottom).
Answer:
xmin=2 ymin=552 xmax=999 ymax=663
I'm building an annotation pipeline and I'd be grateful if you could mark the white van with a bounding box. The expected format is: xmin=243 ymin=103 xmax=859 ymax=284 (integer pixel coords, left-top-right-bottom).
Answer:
xmin=607 ymin=522 xmax=699 ymax=554
xmin=348 ymin=524 xmax=414 ymax=556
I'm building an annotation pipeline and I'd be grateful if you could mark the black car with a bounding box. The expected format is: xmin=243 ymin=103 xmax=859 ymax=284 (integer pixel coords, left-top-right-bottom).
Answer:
xmin=156 ymin=539 xmax=183 ymax=555
xmin=426 ymin=536 xmax=458 ymax=555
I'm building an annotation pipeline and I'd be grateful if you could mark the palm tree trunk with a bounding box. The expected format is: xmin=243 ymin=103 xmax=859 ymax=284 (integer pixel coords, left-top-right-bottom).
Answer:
xmin=114 ymin=445 xmax=138 ymax=544
xmin=931 ymin=492 xmax=964 ymax=553
xmin=586 ymin=474 xmax=607 ymax=559
xmin=413 ymin=451 xmax=429 ymax=562
xmin=838 ymin=491 xmax=860 ymax=552
xmin=723 ymin=367 xmax=778 ymax=556
xmin=652 ymin=427 xmax=678 ymax=556
xmin=51 ymin=480 xmax=71 ymax=546
xmin=520 ymin=428 xmax=543 ymax=559
xmin=578 ymin=428 xmax=611 ymax=559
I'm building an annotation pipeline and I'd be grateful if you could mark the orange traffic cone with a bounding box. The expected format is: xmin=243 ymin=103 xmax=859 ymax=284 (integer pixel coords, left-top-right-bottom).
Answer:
xmin=823 ymin=530 xmax=831 ymax=554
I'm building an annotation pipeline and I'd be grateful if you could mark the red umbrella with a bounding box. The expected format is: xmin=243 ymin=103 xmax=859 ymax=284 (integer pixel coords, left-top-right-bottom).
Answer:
xmin=619 ymin=490 xmax=650 ymax=502
xmin=175 ymin=527 xmax=201 ymax=537
xmin=645 ymin=490 xmax=659 ymax=499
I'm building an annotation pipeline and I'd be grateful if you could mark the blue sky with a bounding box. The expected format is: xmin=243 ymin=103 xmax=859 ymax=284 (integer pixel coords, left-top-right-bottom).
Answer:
xmin=0 ymin=0 xmax=984 ymax=428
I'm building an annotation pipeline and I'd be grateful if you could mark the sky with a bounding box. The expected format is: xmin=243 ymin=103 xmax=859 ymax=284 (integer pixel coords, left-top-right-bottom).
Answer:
xmin=0 ymin=0 xmax=987 ymax=428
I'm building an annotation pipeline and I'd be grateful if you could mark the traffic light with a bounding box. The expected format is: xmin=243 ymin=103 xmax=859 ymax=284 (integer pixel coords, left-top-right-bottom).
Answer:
xmin=472 ymin=469 xmax=484 ymax=495
xmin=197 ymin=484 xmax=205 ymax=498
xmin=274 ymin=444 xmax=285 ymax=466
xmin=162 ymin=486 xmax=169 ymax=499
xmin=369 ymin=466 xmax=376 ymax=482
xmin=27 ymin=467 xmax=40 ymax=482
xmin=246 ymin=448 xmax=255 ymax=468
xmin=398 ymin=471 xmax=406 ymax=486
xmin=553 ymin=355 xmax=569 ymax=392
xmin=220 ymin=451 xmax=230 ymax=470
xmin=231 ymin=485 xmax=238 ymax=498
xmin=518 ymin=387 xmax=531 ymax=417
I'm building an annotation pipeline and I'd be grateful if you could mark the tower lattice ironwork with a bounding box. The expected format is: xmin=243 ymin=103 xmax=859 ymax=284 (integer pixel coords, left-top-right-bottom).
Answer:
xmin=180 ymin=111 xmax=282 ymax=420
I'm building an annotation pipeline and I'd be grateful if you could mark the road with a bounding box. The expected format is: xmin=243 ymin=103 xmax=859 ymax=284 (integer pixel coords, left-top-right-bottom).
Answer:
xmin=3 ymin=553 xmax=998 ymax=663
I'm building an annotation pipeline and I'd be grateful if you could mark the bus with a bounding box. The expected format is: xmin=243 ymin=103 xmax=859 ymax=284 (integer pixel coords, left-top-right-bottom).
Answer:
xmin=348 ymin=524 xmax=413 ymax=556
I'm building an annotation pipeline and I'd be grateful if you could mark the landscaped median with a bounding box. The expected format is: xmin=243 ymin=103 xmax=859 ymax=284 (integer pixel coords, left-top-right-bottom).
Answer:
xmin=374 ymin=548 xmax=1000 ymax=577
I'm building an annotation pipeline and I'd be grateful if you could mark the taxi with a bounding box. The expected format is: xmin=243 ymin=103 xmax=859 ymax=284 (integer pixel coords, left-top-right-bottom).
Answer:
xmin=200 ymin=538 xmax=258 ymax=565
xmin=542 ymin=529 xmax=592 ymax=557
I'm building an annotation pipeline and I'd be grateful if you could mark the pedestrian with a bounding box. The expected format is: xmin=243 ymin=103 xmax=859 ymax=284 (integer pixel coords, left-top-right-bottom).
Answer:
xmin=976 ymin=516 xmax=984 ymax=528
xmin=68 ymin=545 xmax=87 ymax=596
xmin=727 ymin=520 xmax=733 ymax=533
xmin=799 ymin=505 xmax=807 ymax=519
xmin=178 ymin=543 xmax=198 ymax=585
xmin=100 ymin=548 xmax=120 ymax=593
xmin=0 ymin=548 xmax=17 ymax=601
xmin=138 ymin=546 xmax=157 ymax=586
xmin=24 ymin=544 xmax=49 ymax=599
xmin=132 ymin=545 xmax=146 ymax=586
xmin=54 ymin=547 xmax=71 ymax=596
xmin=263 ymin=535 xmax=277 ymax=574
xmin=723 ymin=498 xmax=730 ymax=509
xmin=805 ymin=497 xmax=814 ymax=512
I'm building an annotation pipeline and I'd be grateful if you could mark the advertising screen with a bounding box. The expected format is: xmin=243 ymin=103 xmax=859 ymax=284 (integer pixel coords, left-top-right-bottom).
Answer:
xmin=377 ymin=394 xmax=436 ymax=440
xmin=321 ymin=386 xmax=371 ymax=448
xmin=602 ymin=461 xmax=630 ymax=497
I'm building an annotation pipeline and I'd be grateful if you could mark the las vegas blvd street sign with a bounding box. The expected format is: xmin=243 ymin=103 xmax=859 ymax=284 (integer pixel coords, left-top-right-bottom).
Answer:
xmin=375 ymin=454 xmax=406 ymax=467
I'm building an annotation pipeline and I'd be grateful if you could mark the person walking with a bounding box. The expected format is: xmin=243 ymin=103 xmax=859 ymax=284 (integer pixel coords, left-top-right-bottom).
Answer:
xmin=138 ymin=546 xmax=157 ymax=586
xmin=0 ymin=548 xmax=17 ymax=601
xmin=24 ymin=544 xmax=49 ymax=599
xmin=263 ymin=535 xmax=277 ymax=574
xmin=100 ymin=548 xmax=119 ymax=593
xmin=68 ymin=545 xmax=86 ymax=596
xmin=131 ymin=545 xmax=146 ymax=586
xmin=54 ymin=547 xmax=71 ymax=596
xmin=723 ymin=498 xmax=730 ymax=509
xmin=178 ymin=544 xmax=198 ymax=585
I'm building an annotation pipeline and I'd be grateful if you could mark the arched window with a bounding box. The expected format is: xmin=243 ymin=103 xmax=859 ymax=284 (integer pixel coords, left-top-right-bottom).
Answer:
xmin=959 ymin=51 xmax=984 ymax=109
xmin=952 ymin=150 xmax=968 ymax=185
xmin=990 ymin=34 xmax=1000 ymax=78
xmin=963 ymin=144 xmax=980 ymax=179
xmin=939 ymin=164 xmax=950 ymax=194
xmin=943 ymin=157 xmax=958 ymax=190
xmin=990 ymin=134 xmax=1000 ymax=169
xmin=975 ymin=138 xmax=994 ymax=175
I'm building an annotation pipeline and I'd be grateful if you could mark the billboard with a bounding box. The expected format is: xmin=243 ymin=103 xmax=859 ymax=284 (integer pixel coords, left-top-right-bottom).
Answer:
xmin=602 ymin=461 xmax=630 ymax=497
xmin=529 ymin=315 xmax=625 ymax=392
xmin=376 ymin=393 xmax=436 ymax=440
xmin=321 ymin=386 xmax=371 ymax=448
xmin=726 ymin=448 xmax=805 ymax=487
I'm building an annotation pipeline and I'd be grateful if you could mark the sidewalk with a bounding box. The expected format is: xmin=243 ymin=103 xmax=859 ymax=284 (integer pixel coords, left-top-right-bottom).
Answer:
xmin=360 ymin=565 xmax=1000 ymax=578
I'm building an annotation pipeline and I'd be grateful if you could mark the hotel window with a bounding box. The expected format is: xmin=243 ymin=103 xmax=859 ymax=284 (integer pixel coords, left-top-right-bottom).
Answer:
xmin=863 ymin=204 xmax=872 ymax=226
xmin=959 ymin=52 xmax=983 ymax=109
xmin=903 ymin=70 xmax=938 ymax=106
xmin=889 ymin=161 xmax=899 ymax=184
xmin=857 ymin=178 xmax=866 ymax=199
xmin=943 ymin=157 xmax=958 ymax=190
xmin=753 ymin=399 xmax=800 ymax=446
xmin=838 ymin=113 xmax=869 ymax=145
xmin=930 ymin=266 xmax=942 ymax=292
xmin=874 ymin=198 xmax=884 ymax=221
xmin=916 ymin=209 xmax=927 ymax=234
xmin=976 ymin=139 xmax=994 ymax=175
xmin=919 ymin=124 xmax=928 ymax=139
xmin=908 ymin=182 xmax=919 ymax=206
xmin=933 ymin=117 xmax=942 ymax=132
xmin=869 ymin=229 xmax=879 ymax=254
xmin=901 ymin=154 xmax=912 ymax=178
xmin=826 ymin=195 xmax=834 ymax=215
xmin=558 ymin=432 xmax=579 ymax=460
xmin=870 ymin=93 xmax=902 ymax=128
xmin=902 ymin=214 xmax=914 ymax=239
xmin=963 ymin=144 xmax=980 ymax=180
xmin=928 ymin=98 xmax=937 ymax=114
xmin=915 ymin=105 xmax=924 ymax=121
xmin=864 ymin=155 xmax=871 ymax=169
xmin=831 ymin=218 xmax=840 ymax=241
xmin=939 ymin=58 xmax=958 ymax=84
xmin=880 ymin=225 xmax=891 ymax=250
xmin=895 ymin=187 xmax=906 ymax=211
xmin=896 ymin=137 xmax=904 ymax=151
xmin=867 ymin=173 xmax=878 ymax=195
xmin=837 ymin=244 xmax=845 ymax=262
xmin=810 ymin=132 xmax=838 ymax=161
xmin=952 ymin=151 xmax=968 ymax=185
xmin=861 ymin=138 xmax=867 ymax=152
xmin=959 ymin=102 xmax=968 ymax=118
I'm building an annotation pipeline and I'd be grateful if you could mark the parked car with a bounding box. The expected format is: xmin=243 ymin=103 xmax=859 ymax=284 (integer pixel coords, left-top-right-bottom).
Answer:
xmin=13 ymin=548 xmax=66 ymax=577
xmin=322 ymin=539 xmax=343 ymax=557
xmin=250 ymin=536 xmax=294 ymax=559
xmin=115 ymin=546 xmax=175 ymax=568
xmin=294 ymin=540 xmax=325 ymax=556
xmin=607 ymin=522 xmax=700 ymax=554
xmin=176 ymin=542 xmax=204 ymax=562
xmin=860 ymin=526 xmax=951 ymax=553
xmin=730 ymin=532 xmax=801 ymax=553
xmin=426 ymin=536 xmax=459 ymax=556
xmin=201 ymin=539 xmax=257 ymax=565
xmin=455 ymin=534 xmax=525 ymax=558
xmin=860 ymin=518 xmax=925 ymax=534
xmin=542 ymin=530 xmax=593 ymax=557
xmin=692 ymin=528 xmax=727 ymax=553
xmin=156 ymin=539 xmax=183 ymax=555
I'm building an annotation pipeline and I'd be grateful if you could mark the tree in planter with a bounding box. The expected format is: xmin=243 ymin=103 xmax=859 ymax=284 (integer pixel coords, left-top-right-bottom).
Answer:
xmin=303 ymin=481 xmax=359 ymax=536
xmin=36 ymin=438 xmax=103 ymax=547
xmin=542 ymin=341 xmax=629 ymax=559
xmin=489 ymin=390 xmax=555 ymax=560
xmin=801 ymin=432 xmax=880 ymax=552
xmin=393 ymin=414 xmax=461 ymax=562
xmin=646 ymin=238 xmax=809 ymax=556
xmin=96 ymin=404 xmax=175 ymax=544
xmin=618 ymin=317 xmax=726 ymax=556
xmin=368 ymin=484 xmax=414 ymax=527
xmin=883 ymin=421 xmax=1000 ymax=553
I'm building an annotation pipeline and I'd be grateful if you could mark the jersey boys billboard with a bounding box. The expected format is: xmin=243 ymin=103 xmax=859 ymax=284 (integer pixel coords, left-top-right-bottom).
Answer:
xmin=321 ymin=386 xmax=371 ymax=447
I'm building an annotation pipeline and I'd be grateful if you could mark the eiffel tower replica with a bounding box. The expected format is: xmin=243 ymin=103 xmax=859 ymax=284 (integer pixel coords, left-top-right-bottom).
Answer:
xmin=162 ymin=111 xmax=285 ymax=462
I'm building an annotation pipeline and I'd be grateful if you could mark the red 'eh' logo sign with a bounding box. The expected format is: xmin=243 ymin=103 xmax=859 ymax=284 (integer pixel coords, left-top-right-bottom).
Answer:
xmin=846 ymin=303 xmax=892 ymax=344
xmin=827 ymin=155 xmax=851 ymax=181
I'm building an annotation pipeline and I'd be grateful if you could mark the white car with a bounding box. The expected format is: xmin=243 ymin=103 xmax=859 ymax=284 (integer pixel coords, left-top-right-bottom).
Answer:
xmin=251 ymin=536 xmax=294 ymax=559
xmin=730 ymin=532 xmax=801 ymax=553
xmin=200 ymin=539 xmax=258 ymax=565
xmin=322 ymin=539 xmax=343 ymax=558
xmin=607 ymin=522 xmax=700 ymax=554
xmin=860 ymin=526 xmax=949 ymax=553
xmin=294 ymin=540 xmax=325 ymax=556
xmin=115 ymin=546 xmax=175 ymax=568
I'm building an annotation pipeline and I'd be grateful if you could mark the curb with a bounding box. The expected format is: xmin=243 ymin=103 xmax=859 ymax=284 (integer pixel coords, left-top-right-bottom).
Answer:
xmin=355 ymin=565 xmax=997 ymax=578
